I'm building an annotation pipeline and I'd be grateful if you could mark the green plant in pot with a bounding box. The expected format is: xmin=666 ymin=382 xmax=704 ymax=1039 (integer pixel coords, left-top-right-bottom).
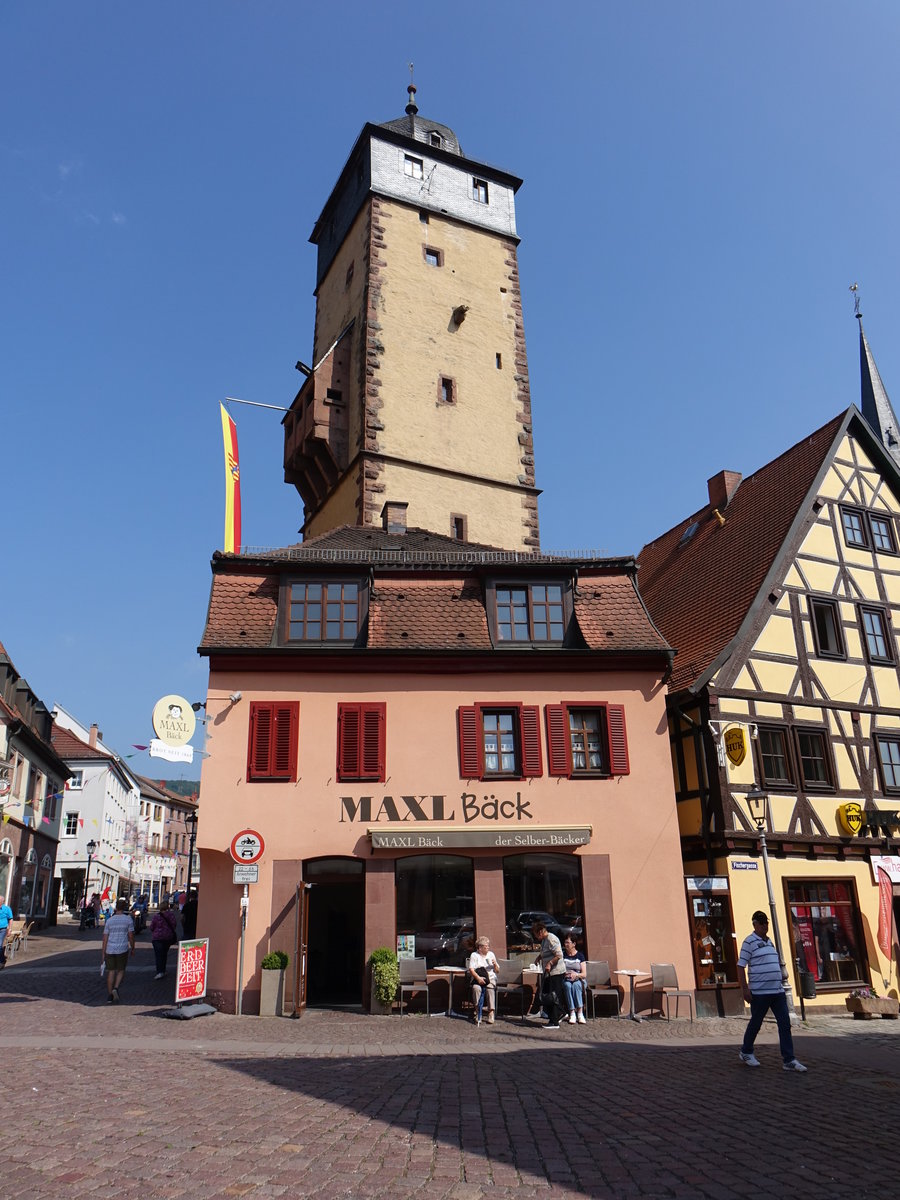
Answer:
xmin=369 ymin=946 xmax=399 ymax=1011
xmin=261 ymin=950 xmax=289 ymax=971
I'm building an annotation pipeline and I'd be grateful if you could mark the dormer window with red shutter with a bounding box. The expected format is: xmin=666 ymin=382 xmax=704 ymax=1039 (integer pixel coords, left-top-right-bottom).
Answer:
xmin=337 ymin=702 xmax=386 ymax=782
xmin=247 ymin=701 xmax=299 ymax=782
xmin=457 ymin=704 xmax=542 ymax=780
xmin=544 ymin=702 xmax=629 ymax=778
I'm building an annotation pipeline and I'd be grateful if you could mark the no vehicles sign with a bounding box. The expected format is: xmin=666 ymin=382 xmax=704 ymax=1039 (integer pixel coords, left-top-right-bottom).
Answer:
xmin=230 ymin=829 xmax=265 ymax=865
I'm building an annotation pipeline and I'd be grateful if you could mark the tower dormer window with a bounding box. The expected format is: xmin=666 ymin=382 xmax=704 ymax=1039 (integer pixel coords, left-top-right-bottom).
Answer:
xmin=472 ymin=178 xmax=489 ymax=204
xmin=429 ymin=132 xmax=442 ymax=148
xmin=404 ymin=154 xmax=424 ymax=180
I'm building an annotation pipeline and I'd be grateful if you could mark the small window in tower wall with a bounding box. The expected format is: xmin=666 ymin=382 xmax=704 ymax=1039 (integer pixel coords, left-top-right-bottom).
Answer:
xmin=496 ymin=353 xmax=502 ymax=369
xmin=424 ymin=246 xmax=442 ymax=267
xmin=419 ymin=210 xmax=429 ymax=224
xmin=451 ymin=515 xmax=467 ymax=541
xmin=439 ymin=377 xmax=456 ymax=405
xmin=472 ymin=178 xmax=489 ymax=204
xmin=404 ymin=154 xmax=424 ymax=180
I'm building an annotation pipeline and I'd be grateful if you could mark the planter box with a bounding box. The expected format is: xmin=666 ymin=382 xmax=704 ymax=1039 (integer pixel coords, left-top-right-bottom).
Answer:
xmin=845 ymin=996 xmax=899 ymax=1020
xmin=259 ymin=968 xmax=286 ymax=1017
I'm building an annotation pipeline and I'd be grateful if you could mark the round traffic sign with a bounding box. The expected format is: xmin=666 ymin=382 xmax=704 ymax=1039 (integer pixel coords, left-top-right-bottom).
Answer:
xmin=230 ymin=829 xmax=265 ymax=865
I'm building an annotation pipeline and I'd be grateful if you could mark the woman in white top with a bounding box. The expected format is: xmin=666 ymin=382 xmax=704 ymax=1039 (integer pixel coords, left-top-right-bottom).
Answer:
xmin=467 ymin=936 xmax=499 ymax=1024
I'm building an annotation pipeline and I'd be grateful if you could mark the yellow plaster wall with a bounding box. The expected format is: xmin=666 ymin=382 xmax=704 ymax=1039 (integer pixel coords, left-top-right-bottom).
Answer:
xmin=751 ymin=613 xmax=795 ymax=656
xmin=832 ymin=742 xmax=859 ymax=791
xmin=376 ymin=203 xmax=523 ymax=485
xmin=732 ymin=667 xmax=755 ymax=691
xmin=719 ymin=699 xmax=750 ymax=715
xmin=306 ymin=471 xmax=360 ymax=538
xmin=872 ymin=667 xmax=900 ymax=709
xmin=727 ymin=855 xmax=897 ymax=1004
xmin=799 ymin=518 xmax=839 ymax=563
xmin=755 ymin=701 xmax=784 ymax=718
xmin=811 ymin=660 xmax=865 ymax=703
xmin=796 ymin=557 xmax=838 ymax=593
xmin=677 ymin=796 xmax=703 ymax=837
xmin=751 ymin=660 xmax=798 ymax=694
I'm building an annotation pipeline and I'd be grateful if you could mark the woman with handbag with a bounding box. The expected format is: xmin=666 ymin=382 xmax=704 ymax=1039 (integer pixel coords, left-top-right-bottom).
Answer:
xmin=467 ymin=936 xmax=499 ymax=1024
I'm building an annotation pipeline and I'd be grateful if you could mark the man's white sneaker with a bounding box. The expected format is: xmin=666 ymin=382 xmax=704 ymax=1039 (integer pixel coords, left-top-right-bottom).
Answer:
xmin=739 ymin=1051 xmax=761 ymax=1067
xmin=783 ymin=1059 xmax=808 ymax=1072
xmin=576 ymin=1012 xmax=587 ymax=1024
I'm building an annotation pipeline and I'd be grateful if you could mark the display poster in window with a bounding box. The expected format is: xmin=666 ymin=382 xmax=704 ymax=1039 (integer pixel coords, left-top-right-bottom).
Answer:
xmin=397 ymin=934 xmax=416 ymax=960
xmin=176 ymin=938 xmax=209 ymax=1003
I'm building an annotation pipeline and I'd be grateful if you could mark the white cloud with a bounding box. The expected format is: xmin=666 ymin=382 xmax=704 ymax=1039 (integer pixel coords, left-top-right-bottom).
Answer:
xmin=111 ymin=211 xmax=127 ymax=226
xmin=58 ymin=158 xmax=82 ymax=181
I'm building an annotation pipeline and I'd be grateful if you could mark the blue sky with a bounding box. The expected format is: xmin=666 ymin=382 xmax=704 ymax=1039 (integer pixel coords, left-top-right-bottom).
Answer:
xmin=3 ymin=2 xmax=900 ymax=772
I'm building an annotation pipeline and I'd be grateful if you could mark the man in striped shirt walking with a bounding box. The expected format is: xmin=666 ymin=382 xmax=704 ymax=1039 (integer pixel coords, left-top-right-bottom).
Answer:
xmin=738 ymin=911 xmax=807 ymax=1072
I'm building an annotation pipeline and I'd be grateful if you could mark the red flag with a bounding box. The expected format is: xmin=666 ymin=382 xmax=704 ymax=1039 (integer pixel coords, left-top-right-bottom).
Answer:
xmin=877 ymin=867 xmax=894 ymax=958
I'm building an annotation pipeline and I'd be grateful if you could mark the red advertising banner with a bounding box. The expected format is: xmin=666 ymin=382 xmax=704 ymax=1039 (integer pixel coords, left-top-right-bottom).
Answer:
xmin=877 ymin=868 xmax=894 ymax=959
xmin=176 ymin=938 xmax=210 ymax=1003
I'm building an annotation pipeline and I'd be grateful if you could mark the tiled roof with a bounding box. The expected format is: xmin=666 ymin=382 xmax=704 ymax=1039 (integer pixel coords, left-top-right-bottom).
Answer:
xmin=51 ymin=725 xmax=113 ymax=761
xmin=368 ymin=578 xmax=492 ymax=650
xmin=637 ymin=412 xmax=846 ymax=694
xmin=574 ymin=576 xmax=670 ymax=653
xmin=201 ymin=530 xmax=671 ymax=660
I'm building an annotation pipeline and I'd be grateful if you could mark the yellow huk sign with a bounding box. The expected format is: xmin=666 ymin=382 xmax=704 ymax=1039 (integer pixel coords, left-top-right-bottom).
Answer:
xmin=724 ymin=726 xmax=747 ymax=767
xmin=837 ymin=802 xmax=864 ymax=836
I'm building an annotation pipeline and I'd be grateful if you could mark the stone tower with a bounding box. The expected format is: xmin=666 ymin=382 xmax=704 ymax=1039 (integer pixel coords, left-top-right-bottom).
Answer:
xmin=283 ymin=86 xmax=540 ymax=550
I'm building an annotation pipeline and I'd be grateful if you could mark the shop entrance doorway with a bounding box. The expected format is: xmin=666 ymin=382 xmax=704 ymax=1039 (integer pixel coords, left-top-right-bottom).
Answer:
xmin=304 ymin=858 xmax=365 ymax=1007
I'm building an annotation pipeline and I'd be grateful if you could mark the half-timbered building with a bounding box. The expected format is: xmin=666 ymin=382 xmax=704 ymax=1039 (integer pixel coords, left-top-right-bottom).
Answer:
xmin=639 ymin=330 xmax=900 ymax=1014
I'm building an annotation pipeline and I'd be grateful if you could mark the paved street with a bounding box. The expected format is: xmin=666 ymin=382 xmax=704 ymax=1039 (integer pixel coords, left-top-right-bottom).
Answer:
xmin=1 ymin=924 xmax=898 ymax=1199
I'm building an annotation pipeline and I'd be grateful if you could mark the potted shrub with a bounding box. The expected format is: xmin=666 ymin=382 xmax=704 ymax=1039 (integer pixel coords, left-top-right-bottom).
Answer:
xmin=845 ymin=986 xmax=899 ymax=1020
xmin=259 ymin=950 xmax=289 ymax=1017
xmin=369 ymin=946 xmax=399 ymax=1015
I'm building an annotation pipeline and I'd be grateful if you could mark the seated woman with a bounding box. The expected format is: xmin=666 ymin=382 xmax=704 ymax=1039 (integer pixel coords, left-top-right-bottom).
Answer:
xmin=562 ymin=935 xmax=587 ymax=1024
xmin=467 ymin=935 xmax=499 ymax=1025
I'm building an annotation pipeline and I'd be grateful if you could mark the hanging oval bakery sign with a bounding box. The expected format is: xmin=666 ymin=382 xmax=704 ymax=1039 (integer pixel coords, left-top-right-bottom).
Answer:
xmin=724 ymin=725 xmax=747 ymax=767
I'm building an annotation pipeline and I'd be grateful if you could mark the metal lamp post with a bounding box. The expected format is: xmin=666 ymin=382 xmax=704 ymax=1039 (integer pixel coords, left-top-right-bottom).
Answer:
xmin=184 ymin=808 xmax=198 ymax=897
xmin=745 ymin=785 xmax=799 ymax=1021
xmin=79 ymin=838 xmax=98 ymax=930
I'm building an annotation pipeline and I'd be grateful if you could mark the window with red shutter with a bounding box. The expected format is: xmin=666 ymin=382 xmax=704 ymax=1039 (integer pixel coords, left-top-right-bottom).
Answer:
xmin=543 ymin=702 xmax=629 ymax=779
xmin=458 ymin=704 xmax=543 ymax=780
xmin=247 ymin=702 xmax=299 ymax=782
xmin=337 ymin=703 xmax=386 ymax=782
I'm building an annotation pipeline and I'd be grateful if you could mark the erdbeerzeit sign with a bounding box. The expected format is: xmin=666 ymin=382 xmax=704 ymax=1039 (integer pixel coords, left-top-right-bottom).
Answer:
xmin=368 ymin=826 xmax=592 ymax=850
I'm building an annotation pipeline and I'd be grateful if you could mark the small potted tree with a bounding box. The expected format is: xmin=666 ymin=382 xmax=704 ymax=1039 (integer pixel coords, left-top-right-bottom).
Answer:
xmin=845 ymin=986 xmax=899 ymax=1019
xmin=369 ymin=946 xmax=399 ymax=1015
xmin=259 ymin=950 xmax=289 ymax=1017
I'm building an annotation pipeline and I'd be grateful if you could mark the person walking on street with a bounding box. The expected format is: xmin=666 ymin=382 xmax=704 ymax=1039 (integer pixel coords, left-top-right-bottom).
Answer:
xmin=532 ymin=921 xmax=566 ymax=1030
xmin=101 ymin=897 xmax=135 ymax=1004
xmin=0 ymin=899 xmax=13 ymax=967
xmin=149 ymin=900 xmax=178 ymax=979
xmin=738 ymin=910 xmax=807 ymax=1071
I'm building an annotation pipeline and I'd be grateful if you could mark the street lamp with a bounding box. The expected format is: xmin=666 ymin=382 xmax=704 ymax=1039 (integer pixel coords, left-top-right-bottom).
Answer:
xmin=79 ymin=838 xmax=98 ymax=930
xmin=184 ymin=808 xmax=198 ymax=897
xmin=745 ymin=785 xmax=798 ymax=1020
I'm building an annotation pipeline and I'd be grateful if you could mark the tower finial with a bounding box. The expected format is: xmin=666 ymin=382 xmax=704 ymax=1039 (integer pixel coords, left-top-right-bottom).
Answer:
xmin=850 ymin=281 xmax=861 ymax=319
xmin=406 ymin=62 xmax=418 ymax=115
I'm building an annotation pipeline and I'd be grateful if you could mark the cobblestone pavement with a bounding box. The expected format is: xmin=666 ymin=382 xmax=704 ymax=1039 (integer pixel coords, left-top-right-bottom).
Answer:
xmin=2 ymin=923 xmax=898 ymax=1199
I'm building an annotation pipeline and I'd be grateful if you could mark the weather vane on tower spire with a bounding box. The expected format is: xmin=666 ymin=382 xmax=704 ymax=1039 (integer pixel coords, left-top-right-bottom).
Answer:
xmin=406 ymin=62 xmax=418 ymax=116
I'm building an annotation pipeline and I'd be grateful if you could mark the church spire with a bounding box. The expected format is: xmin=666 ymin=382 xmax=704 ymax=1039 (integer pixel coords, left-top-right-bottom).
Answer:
xmin=854 ymin=286 xmax=900 ymax=469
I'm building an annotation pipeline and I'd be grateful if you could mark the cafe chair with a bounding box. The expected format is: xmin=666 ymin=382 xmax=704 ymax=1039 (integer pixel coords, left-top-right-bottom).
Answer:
xmin=397 ymin=956 xmax=430 ymax=1016
xmin=650 ymin=962 xmax=694 ymax=1022
xmin=493 ymin=957 xmax=528 ymax=1021
xmin=585 ymin=960 xmax=621 ymax=1019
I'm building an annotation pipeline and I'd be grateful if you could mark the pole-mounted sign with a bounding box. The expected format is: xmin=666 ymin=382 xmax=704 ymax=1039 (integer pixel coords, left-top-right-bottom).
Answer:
xmin=230 ymin=829 xmax=265 ymax=865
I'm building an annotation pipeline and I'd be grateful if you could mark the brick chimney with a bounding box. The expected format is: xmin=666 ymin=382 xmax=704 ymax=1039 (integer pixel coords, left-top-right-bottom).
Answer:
xmin=381 ymin=501 xmax=408 ymax=535
xmin=707 ymin=470 xmax=742 ymax=510
xmin=89 ymin=723 xmax=101 ymax=747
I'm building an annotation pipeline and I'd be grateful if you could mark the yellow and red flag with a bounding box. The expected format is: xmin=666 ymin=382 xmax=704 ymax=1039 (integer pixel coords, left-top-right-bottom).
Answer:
xmin=220 ymin=403 xmax=242 ymax=553
xmin=877 ymin=866 xmax=894 ymax=958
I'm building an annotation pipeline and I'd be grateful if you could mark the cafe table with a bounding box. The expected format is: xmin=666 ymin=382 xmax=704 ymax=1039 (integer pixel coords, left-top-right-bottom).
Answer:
xmin=430 ymin=965 xmax=469 ymax=1017
xmin=614 ymin=968 xmax=649 ymax=1023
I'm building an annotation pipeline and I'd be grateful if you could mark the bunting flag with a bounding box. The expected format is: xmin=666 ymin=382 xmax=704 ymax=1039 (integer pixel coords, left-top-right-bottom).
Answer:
xmin=220 ymin=402 xmax=242 ymax=554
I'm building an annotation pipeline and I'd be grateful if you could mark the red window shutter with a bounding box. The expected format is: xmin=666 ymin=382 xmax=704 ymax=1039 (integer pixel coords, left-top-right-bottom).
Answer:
xmin=545 ymin=705 xmax=570 ymax=776
xmin=607 ymin=704 xmax=630 ymax=775
xmin=360 ymin=703 xmax=386 ymax=781
xmin=271 ymin=705 xmax=299 ymax=780
xmin=520 ymin=706 xmax=543 ymax=777
xmin=337 ymin=705 xmax=360 ymax=780
xmin=248 ymin=702 xmax=298 ymax=781
xmin=458 ymin=706 xmax=481 ymax=778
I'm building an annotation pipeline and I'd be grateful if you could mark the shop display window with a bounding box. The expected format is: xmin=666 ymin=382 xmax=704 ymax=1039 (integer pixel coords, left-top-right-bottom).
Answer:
xmin=787 ymin=879 xmax=866 ymax=988
xmin=502 ymin=853 xmax=583 ymax=959
xmin=685 ymin=885 xmax=737 ymax=987
xmin=395 ymin=855 xmax=474 ymax=968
